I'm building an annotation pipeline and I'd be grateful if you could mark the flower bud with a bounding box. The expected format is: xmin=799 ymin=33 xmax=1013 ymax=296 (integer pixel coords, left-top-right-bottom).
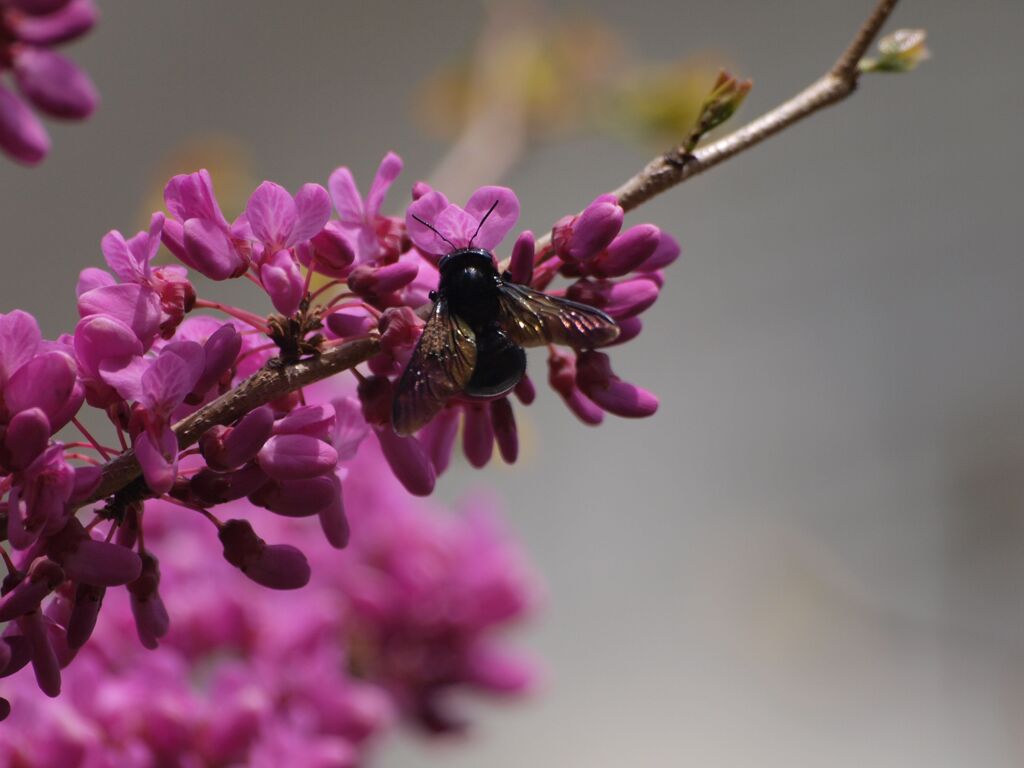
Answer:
xmin=0 ymin=557 xmax=64 ymax=622
xmin=462 ymin=404 xmax=494 ymax=469
xmin=13 ymin=47 xmax=97 ymax=119
xmin=127 ymin=553 xmax=169 ymax=649
xmin=218 ymin=519 xmax=311 ymax=590
xmin=575 ymin=351 xmax=658 ymax=418
xmin=190 ymin=463 xmax=270 ymax=505
xmin=18 ymin=611 xmax=60 ymax=696
xmin=555 ymin=195 xmax=623 ymax=262
xmin=347 ymin=260 xmax=418 ymax=297
xmin=375 ymin=428 xmax=435 ymax=496
xmin=306 ymin=221 xmax=356 ymax=277
xmin=188 ymin=323 xmax=241 ymax=402
xmin=47 ymin=518 xmax=143 ymax=587
xmin=326 ymin=307 xmax=376 ymax=338
xmin=0 ymin=84 xmax=49 ymax=165
xmin=318 ymin=476 xmax=350 ymax=549
xmin=249 ymin=475 xmax=338 ymax=517
xmin=4 ymin=407 xmax=51 ymax=470
xmin=420 ymin=408 xmax=460 ymax=475
xmin=508 ymin=230 xmax=535 ymax=285
xmin=490 ymin=398 xmax=518 ymax=464
xmin=257 ymin=434 xmax=338 ymax=481
xmin=202 ymin=406 xmax=275 ymax=471
xmin=271 ymin=405 xmax=333 ymax=443
xmin=66 ymin=583 xmax=104 ymax=650
xmin=592 ymin=224 xmax=660 ymax=278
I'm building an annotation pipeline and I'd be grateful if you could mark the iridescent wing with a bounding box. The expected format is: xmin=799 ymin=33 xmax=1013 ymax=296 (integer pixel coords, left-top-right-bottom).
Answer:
xmin=496 ymin=280 xmax=620 ymax=349
xmin=392 ymin=299 xmax=477 ymax=436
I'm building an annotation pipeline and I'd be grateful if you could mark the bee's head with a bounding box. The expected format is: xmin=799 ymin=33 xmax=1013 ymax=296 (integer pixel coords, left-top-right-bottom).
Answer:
xmin=438 ymin=247 xmax=495 ymax=275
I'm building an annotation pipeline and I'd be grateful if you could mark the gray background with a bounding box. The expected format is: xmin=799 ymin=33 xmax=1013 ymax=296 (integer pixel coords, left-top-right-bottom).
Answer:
xmin=3 ymin=1 xmax=1023 ymax=766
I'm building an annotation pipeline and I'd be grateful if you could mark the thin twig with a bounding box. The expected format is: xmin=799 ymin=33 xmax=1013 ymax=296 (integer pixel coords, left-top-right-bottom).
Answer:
xmin=83 ymin=337 xmax=379 ymax=505
xmin=533 ymin=0 xmax=900 ymax=251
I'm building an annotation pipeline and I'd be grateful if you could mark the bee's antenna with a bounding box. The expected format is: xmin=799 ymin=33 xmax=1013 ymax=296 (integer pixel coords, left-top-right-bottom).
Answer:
xmin=411 ymin=213 xmax=457 ymax=251
xmin=468 ymin=199 xmax=499 ymax=249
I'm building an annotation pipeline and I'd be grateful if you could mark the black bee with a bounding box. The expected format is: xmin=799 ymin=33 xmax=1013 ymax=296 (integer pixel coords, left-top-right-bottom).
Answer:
xmin=392 ymin=203 xmax=620 ymax=435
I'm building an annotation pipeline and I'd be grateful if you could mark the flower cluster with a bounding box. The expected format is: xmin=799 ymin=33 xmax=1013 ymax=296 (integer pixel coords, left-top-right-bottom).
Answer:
xmin=0 ymin=0 xmax=99 ymax=165
xmin=0 ymin=437 xmax=538 ymax=763
xmin=0 ymin=149 xmax=673 ymax=714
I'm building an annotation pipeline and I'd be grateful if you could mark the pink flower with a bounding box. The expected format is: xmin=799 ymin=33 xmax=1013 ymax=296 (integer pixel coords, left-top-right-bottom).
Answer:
xmin=0 ymin=0 xmax=99 ymax=165
xmin=162 ymin=170 xmax=250 ymax=280
xmin=406 ymin=185 xmax=520 ymax=256
xmin=328 ymin=151 xmax=404 ymax=263
xmin=245 ymin=181 xmax=331 ymax=315
xmin=106 ymin=343 xmax=204 ymax=494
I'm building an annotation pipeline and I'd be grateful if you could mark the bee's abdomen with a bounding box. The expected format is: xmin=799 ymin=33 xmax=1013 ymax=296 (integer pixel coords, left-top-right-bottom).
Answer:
xmin=464 ymin=327 xmax=525 ymax=399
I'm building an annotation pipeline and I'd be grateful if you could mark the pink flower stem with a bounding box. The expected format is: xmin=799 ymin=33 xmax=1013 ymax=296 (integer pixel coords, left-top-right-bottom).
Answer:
xmin=234 ymin=342 xmax=277 ymax=367
xmin=194 ymin=299 xmax=269 ymax=332
xmin=115 ymin=424 xmax=129 ymax=452
xmin=309 ymin=279 xmax=343 ymax=303
xmin=72 ymin=417 xmax=113 ymax=461
xmin=158 ymin=495 xmax=223 ymax=529
xmin=323 ymin=292 xmax=359 ymax=310
xmin=302 ymin=257 xmax=317 ymax=299
xmin=64 ymin=452 xmax=102 ymax=466
xmin=65 ymin=441 xmax=120 ymax=455
xmin=0 ymin=547 xmax=17 ymax=577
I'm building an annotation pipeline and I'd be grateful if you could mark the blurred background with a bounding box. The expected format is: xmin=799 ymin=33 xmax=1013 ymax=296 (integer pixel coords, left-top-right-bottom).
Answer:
xmin=3 ymin=0 xmax=1024 ymax=765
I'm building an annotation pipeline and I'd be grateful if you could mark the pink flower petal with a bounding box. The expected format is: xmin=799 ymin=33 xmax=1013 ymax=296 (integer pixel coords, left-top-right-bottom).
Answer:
xmin=375 ymin=427 xmax=435 ymax=496
xmin=405 ymin=190 xmax=451 ymax=255
xmin=0 ymin=309 xmax=42 ymax=384
xmin=97 ymin=354 xmax=147 ymax=401
xmin=463 ymin=186 xmax=520 ymax=250
xmin=101 ymin=228 xmax=144 ymax=284
xmin=139 ymin=343 xmax=204 ymax=413
xmin=249 ymin=475 xmax=338 ymax=517
xmin=434 ymin=204 xmax=477 ymax=249
xmin=490 ymin=398 xmax=518 ymax=464
xmin=5 ymin=352 xmax=77 ymax=424
xmin=273 ymin=404 xmax=335 ymax=441
xmin=73 ymin=314 xmax=142 ymax=380
xmin=75 ymin=267 xmax=115 ymax=297
xmin=164 ymin=170 xmax=227 ymax=226
xmin=183 ymin=218 xmax=247 ymax=280
xmin=331 ymin=396 xmax=369 ymax=460
xmin=420 ymin=407 xmax=460 ymax=475
xmin=257 ymin=434 xmax=338 ymax=481
xmin=135 ymin=426 xmax=178 ymax=494
xmin=637 ymin=231 xmax=681 ymax=272
xmin=318 ymin=476 xmax=349 ymax=549
xmin=77 ymin=282 xmax=162 ymax=344
xmin=259 ymin=250 xmax=305 ymax=316
xmin=0 ymin=83 xmax=49 ymax=165
xmin=12 ymin=0 xmax=97 ymax=45
xmin=11 ymin=0 xmax=72 ymax=14
xmin=247 ymin=181 xmax=298 ymax=249
xmin=306 ymin=221 xmax=357 ymax=277
xmin=4 ymin=408 xmax=51 ymax=470
xmin=13 ymin=47 xmax=97 ymax=119
xmin=365 ymin=151 xmax=403 ymax=218
xmin=508 ymin=230 xmax=535 ymax=284
xmin=328 ymin=166 xmax=364 ymax=224
xmin=289 ymin=183 xmax=331 ymax=246
xmin=462 ymin=404 xmax=494 ymax=468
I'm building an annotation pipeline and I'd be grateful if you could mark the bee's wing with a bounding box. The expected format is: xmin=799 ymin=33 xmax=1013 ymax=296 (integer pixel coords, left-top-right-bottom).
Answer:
xmin=392 ymin=299 xmax=477 ymax=436
xmin=496 ymin=281 xmax=620 ymax=349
